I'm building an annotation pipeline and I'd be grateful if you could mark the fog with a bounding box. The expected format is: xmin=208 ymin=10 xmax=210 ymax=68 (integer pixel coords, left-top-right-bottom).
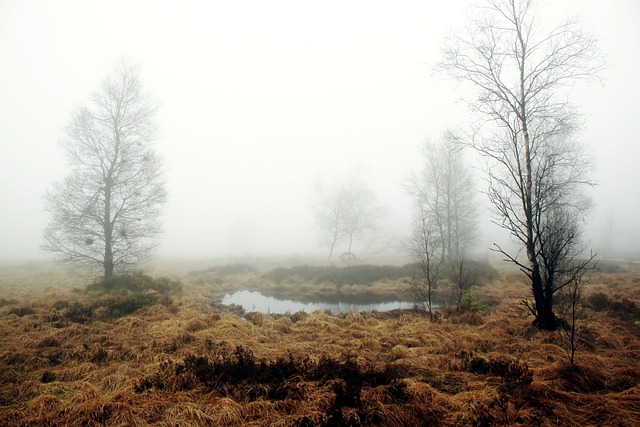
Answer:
xmin=1 ymin=0 xmax=639 ymax=262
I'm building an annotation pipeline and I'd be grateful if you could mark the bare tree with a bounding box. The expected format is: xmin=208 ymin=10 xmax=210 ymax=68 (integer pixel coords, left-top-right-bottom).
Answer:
xmin=558 ymin=274 xmax=585 ymax=366
xmin=43 ymin=59 xmax=166 ymax=278
xmin=407 ymin=202 xmax=442 ymax=321
xmin=406 ymin=134 xmax=478 ymax=262
xmin=313 ymin=174 xmax=384 ymax=263
xmin=438 ymin=0 xmax=603 ymax=330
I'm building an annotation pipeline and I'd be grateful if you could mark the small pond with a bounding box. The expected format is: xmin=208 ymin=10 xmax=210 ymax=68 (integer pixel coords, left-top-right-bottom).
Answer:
xmin=220 ymin=290 xmax=416 ymax=315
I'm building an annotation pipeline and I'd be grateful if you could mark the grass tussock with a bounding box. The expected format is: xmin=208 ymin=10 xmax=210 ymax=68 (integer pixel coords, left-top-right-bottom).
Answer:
xmin=0 ymin=263 xmax=639 ymax=425
xmin=42 ymin=272 xmax=182 ymax=325
xmin=585 ymin=291 xmax=640 ymax=322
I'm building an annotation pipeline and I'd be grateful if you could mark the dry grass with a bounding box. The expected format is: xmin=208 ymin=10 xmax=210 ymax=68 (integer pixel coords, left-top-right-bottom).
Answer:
xmin=0 ymin=262 xmax=639 ymax=426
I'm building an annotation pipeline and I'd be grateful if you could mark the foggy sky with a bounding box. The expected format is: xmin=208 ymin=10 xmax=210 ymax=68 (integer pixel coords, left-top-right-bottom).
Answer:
xmin=1 ymin=0 xmax=639 ymax=262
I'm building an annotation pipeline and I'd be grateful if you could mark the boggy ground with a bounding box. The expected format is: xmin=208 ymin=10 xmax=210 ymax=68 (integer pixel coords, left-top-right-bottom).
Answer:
xmin=0 ymin=261 xmax=639 ymax=426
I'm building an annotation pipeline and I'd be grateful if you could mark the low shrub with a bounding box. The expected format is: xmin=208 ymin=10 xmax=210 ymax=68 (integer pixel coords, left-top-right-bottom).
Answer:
xmin=51 ymin=273 xmax=181 ymax=323
xmin=586 ymin=292 xmax=640 ymax=321
xmin=65 ymin=302 xmax=94 ymax=323
xmin=459 ymin=288 xmax=490 ymax=312
xmin=101 ymin=293 xmax=159 ymax=319
xmin=487 ymin=356 xmax=533 ymax=386
xmin=0 ymin=297 xmax=17 ymax=307
xmin=8 ymin=306 xmax=35 ymax=317
xmin=86 ymin=271 xmax=181 ymax=294
xmin=468 ymin=356 xmax=489 ymax=374
xmin=468 ymin=355 xmax=533 ymax=386
xmin=52 ymin=300 xmax=70 ymax=310
xmin=40 ymin=371 xmax=55 ymax=384
xmin=135 ymin=344 xmax=405 ymax=409
xmin=586 ymin=292 xmax=610 ymax=311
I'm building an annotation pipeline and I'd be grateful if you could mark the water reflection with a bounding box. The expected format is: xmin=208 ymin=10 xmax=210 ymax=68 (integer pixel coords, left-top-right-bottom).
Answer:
xmin=221 ymin=290 xmax=415 ymax=315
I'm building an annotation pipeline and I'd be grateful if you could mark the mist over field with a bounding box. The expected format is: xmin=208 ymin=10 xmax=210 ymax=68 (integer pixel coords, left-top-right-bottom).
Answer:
xmin=3 ymin=3 xmax=640 ymax=424
xmin=1 ymin=0 xmax=639 ymax=263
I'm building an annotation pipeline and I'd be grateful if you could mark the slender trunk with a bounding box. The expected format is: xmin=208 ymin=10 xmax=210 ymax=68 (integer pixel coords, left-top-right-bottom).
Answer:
xmin=434 ymin=195 xmax=445 ymax=261
xmin=328 ymin=215 xmax=341 ymax=262
xmin=570 ymin=286 xmax=578 ymax=365
xmin=516 ymin=14 xmax=557 ymax=330
xmin=103 ymin=176 xmax=114 ymax=278
xmin=523 ymin=129 xmax=555 ymax=329
xmin=328 ymin=195 xmax=343 ymax=262
xmin=104 ymin=123 xmax=119 ymax=279
xmin=328 ymin=238 xmax=337 ymax=262
xmin=426 ymin=255 xmax=434 ymax=322
xmin=347 ymin=234 xmax=354 ymax=263
xmin=522 ymin=108 xmax=548 ymax=327
xmin=446 ymin=157 xmax=452 ymax=262
xmin=428 ymin=280 xmax=433 ymax=322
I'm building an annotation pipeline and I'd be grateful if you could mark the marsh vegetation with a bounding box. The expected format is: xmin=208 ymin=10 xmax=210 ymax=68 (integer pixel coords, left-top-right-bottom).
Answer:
xmin=1 ymin=260 xmax=639 ymax=426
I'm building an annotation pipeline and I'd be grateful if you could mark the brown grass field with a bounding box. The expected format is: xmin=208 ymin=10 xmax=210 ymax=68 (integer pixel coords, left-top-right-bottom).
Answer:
xmin=1 ymin=260 xmax=639 ymax=426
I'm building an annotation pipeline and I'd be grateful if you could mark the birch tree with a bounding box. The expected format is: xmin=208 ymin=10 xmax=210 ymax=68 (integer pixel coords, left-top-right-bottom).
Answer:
xmin=438 ymin=0 xmax=603 ymax=329
xmin=406 ymin=134 xmax=478 ymax=262
xmin=43 ymin=59 xmax=166 ymax=278
xmin=407 ymin=201 xmax=442 ymax=322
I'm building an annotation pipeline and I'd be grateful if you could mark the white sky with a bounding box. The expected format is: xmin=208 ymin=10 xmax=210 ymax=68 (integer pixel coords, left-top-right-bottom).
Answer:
xmin=1 ymin=0 xmax=638 ymax=261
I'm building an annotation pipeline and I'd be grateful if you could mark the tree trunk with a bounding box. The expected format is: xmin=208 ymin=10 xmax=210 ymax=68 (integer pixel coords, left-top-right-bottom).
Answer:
xmin=518 ymin=30 xmax=559 ymax=330
xmin=523 ymin=124 xmax=547 ymax=328
xmin=347 ymin=234 xmax=354 ymax=260
xmin=427 ymin=278 xmax=433 ymax=322
xmin=534 ymin=299 xmax=558 ymax=330
xmin=104 ymin=252 xmax=114 ymax=278
xmin=103 ymin=176 xmax=114 ymax=279
xmin=103 ymin=226 xmax=114 ymax=278
xmin=530 ymin=269 xmax=557 ymax=330
xmin=522 ymin=121 xmax=558 ymax=330
xmin=541 ymin=279 xmax=559 ymax=330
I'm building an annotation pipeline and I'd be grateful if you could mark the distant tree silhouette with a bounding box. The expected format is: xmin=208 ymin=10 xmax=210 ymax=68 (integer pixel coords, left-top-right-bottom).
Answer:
xmin=314 ymin=173 xmax=384 ymax=263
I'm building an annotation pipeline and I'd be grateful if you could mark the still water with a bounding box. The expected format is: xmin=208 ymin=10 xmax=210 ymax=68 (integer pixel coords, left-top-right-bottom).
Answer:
xmin=221 ymin=290 xmax=415 ymax=315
